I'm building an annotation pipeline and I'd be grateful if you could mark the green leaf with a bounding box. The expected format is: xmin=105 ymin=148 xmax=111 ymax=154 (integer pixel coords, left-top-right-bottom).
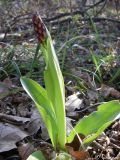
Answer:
xmin=54 ymin=152 xmax=72 ymax=160
xmin=21 ymin=17 xmax=66 ymax=150
xmin=90 ymin=49 xmax=102 ymax=82
xmin=20 ymin=77 xmax=58 ymax=147
xmin=67 ymin=100 xmax=120 ymax=146
xmin=82 ymin=121 xmax=112 ymax=146
xmin=27 ymin=151 xmax=46 ymax=160
xmin=42 ymin=37 xmax=66 ymax=149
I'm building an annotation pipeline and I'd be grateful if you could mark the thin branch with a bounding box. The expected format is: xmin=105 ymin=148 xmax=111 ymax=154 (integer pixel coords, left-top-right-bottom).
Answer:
xmin=49 ymin=16 xmax=120 ymax=26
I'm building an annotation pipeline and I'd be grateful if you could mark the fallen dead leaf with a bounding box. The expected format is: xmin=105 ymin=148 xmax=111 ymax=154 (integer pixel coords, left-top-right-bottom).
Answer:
xmin=29 ymin=107 xmax=48 ymax=139
xmin=66 ymin=134 xmax=85 ymax=151
xmin=66 ymin=94 xmax=83 ymax=112
xmin=66 ymin=133 xmax=89 ymax=160
xmin=101 ymin=84 xmax=120 ymax=98
xmin=66 ymin=146 xmax=89 ymax=160
xmin=0 ymin=107 xmax=45 ymax=152
xmin=0 ymin=77 xmax=20 ymax=100
xmin=87 ymin=89 xmax=98 ymax=102
xmin=0 ymin=122 xmax=29 ymax=152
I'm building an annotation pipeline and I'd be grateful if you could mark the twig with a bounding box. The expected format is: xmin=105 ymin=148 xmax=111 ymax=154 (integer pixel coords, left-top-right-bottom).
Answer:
xmin=77 ymin=102 xmax=103 ymax=113
xmin=91 ymin=141 xmax=105 ymax=150
xmin=110 ymin=142 xmax=120 ymax=150
xmin=95 ymin=0 xmax=107 ymax=16
xmin=0 ymin=113 xmax=30 ymax=125
xmin=46 ymin=0 xmax=106 ymax=22
xmin=46 ymin=10 xmax=84 ymax=22
xmin=87 ymin=0 xmax=106 ymax=10
xmin=49 ymin=16 xmax=120 ymax=26
xmin=2 ymin=13 xmax=32 ymax=41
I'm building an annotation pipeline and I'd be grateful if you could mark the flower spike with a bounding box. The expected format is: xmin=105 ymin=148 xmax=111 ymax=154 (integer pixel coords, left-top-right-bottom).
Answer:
xmin=32 ymin=14 xmax=47 ymax=44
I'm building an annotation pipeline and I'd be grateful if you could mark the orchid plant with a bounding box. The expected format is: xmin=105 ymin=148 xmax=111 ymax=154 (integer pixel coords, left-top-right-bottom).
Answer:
xmin=21 ymin=14 xmax=120 ymax=160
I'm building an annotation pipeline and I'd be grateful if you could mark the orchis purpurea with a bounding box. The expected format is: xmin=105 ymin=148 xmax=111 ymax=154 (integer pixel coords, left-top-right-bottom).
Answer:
xmin=21 ymin=14 xmax=66 ymax=150
xmin=21 ymin=15 xmax=120 ymax=159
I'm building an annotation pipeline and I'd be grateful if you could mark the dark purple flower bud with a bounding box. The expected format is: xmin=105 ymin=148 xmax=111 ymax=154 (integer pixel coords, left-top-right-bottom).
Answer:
xmin=32 ymin=14 xmax=47 ymax=44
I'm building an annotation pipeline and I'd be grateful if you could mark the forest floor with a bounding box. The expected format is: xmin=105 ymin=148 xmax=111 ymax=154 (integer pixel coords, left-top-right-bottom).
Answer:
xmin=0 ymin=1 xmax=120 ymax=159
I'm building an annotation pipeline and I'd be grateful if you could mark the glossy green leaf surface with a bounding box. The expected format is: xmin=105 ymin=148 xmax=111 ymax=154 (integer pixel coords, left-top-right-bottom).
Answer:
xmin=43 ymin=38 xmax=66 ymax=149
xmin=20 ymin=77 xmax=58 ymax=147
xmin=27 ymin=151 xmax=46 ymax=160
xmin=67 ymin=100 xmax=120 ymax=145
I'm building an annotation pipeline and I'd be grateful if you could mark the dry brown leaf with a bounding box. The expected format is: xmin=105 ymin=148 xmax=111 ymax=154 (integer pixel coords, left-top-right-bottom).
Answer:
xmin=101 ymin=84 xmax=120 ymax=98
xmin=0 ymin=78 xmax=17 ymax=99
xmin=66 ymin=134 xmax=85 ymax=151
xmin=66 ymin=134 xmax=89 ymax=160
xmin=66 ymin=146 xmax=89 ymax=160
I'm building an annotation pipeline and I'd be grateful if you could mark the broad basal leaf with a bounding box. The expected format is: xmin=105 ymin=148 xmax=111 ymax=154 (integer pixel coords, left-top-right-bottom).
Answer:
xmin=67 ymin=100 xmax=120 ymax=146
xmin=20 ymin=77 xmax=58 ymax=147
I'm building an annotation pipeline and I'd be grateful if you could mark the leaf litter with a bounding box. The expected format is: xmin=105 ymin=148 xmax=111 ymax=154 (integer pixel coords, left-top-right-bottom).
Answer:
xmin=2 ymin=75 xmax=119 ymax=159
xmin=1 ymin=2 xmax=120 ymax=159
xmin=0 ymin=78 xmax=48 ymax=158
